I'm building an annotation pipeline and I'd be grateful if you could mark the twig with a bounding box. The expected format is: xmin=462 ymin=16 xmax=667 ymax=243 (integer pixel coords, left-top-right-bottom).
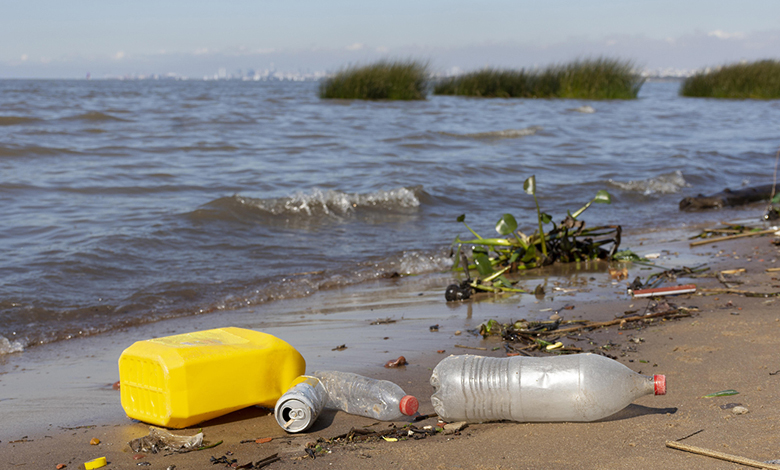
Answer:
xmin=767 ymin=267 xmax=780 ymax=273
xmin=666 ymin=441 xmax=780 ymax=469
xmin=690 ymin=229 xmax=778 ymax=247
xmin=454 ymin=344 xmax=487 ymax=351
xmin=675 ymin=429 xmax=704 ymax=442
xmin=699 ymin=288 xmax=780 ymax=297
xmin=534 ymin=309 xmax=690 ymax=336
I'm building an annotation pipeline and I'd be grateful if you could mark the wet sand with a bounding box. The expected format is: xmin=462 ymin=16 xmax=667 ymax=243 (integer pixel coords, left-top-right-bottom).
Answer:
xmin=1 ymin=221 xmax=779 ymax=469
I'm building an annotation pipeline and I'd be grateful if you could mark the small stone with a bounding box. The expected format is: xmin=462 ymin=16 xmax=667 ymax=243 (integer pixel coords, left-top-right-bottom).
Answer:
xmin=731 ymin=406 xmax=749 ymax=415
xmin=56 ymin=465 xmax=67 ymax=469
xmin=133 ymin=454 xmax=146 ymax=460
xmin=442 ymin=421 xmax=468 ymax=435
xmin=89 ymin=437 xmax=100 ymax=445
xmin=454 ymin=330 xmax=462 ymax=336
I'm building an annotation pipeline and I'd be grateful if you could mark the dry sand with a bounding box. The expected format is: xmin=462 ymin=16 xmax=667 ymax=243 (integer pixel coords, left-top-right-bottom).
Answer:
xmin=1 ymin=222 xmax=779 ymax=469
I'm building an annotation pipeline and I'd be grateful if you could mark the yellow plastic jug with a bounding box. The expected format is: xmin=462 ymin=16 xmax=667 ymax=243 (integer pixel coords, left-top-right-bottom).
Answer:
xmin=118 ymin=327 xmax=305 ymax=428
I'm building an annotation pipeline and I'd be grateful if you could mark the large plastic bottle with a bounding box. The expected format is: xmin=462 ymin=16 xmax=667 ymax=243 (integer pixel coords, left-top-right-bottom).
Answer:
xmin=312 ymin=370 xmax=419 ymax=420
xmin=430 ymin=354 xmax=665 ymax=423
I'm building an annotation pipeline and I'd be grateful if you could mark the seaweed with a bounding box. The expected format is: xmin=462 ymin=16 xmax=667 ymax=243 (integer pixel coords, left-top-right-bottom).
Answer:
xmin=448 ymin=177 xmax=620 ymax=297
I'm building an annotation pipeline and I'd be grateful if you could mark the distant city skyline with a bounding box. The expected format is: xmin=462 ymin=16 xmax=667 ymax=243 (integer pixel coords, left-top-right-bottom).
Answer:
xmin=2 ymin=1 xmax=779 ymax=79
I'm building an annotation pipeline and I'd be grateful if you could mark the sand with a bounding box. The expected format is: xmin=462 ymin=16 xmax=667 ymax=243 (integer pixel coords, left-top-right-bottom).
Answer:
xmin=1 ymin=221 xmax=779 ymax=469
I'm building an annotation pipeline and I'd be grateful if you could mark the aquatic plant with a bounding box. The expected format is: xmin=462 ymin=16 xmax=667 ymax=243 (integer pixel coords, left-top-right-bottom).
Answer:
xmin=448 ymin=177 xmax=619 ymax=297
xmin=433 ymin=58 xmax=644 ymax=100
xmin=680 ymin=60 xmax=780 ymax=99
xmin=319 ymin=60 xmax=429 ymax=100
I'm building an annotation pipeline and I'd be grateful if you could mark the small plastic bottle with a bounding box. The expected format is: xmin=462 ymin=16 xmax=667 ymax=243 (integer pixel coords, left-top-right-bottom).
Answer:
xmin=430 ymin=354 xmax=665 ymax=423
xmin=312 ymin=370 xmax=419 ymax=420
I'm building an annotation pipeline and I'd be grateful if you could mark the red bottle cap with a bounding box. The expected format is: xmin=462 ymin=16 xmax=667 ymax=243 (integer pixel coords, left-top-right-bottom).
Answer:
xmin=654 ymin=375 xmax=666 ymax=395
xmin=399 ymin=395 xmax=419 ymax=416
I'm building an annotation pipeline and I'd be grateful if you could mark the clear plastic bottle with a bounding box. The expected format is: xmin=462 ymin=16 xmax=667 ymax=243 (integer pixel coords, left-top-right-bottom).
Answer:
xmin=430 ymin=354 xmax=665 ymax=423
xmin=312 ymin=370 xmax=419 ymax=420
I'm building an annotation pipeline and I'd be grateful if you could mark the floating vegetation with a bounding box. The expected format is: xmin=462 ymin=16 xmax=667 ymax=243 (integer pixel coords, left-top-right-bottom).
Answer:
xmin=433 ymin=58 xmax=644 ymax=100
xmin=680 ymin=60 xmax=780 ymax=99
xmin=447 ymin=176 xmax=621 ymax=298
xmin=319 ymin=60 xmax=429 ymax=100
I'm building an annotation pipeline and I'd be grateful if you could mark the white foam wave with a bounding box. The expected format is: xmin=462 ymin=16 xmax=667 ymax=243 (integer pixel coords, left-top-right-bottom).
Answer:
xmin=238 ymin=186 xmax=422 ymax=217
xmin=569 ymin=105 xmax=595 ymax=113
xmin=608 ymin=170 xmax=688 ymax=195
xmin=0 ymin=336 xmax=24 ymax=355
xmin=446 ymin=126 xmax=542 ymax=139
xmin=398 ymin=251 xmax=453 ymax=275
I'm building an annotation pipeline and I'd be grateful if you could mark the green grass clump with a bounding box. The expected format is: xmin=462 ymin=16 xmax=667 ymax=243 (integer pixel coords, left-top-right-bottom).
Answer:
xmin=680 ymin=60 xmax=780 ymax=99
xmin=319 ymin=60 xmax=429 ymax=100
xmin=434 ymin=58 xmax=644 ymax=100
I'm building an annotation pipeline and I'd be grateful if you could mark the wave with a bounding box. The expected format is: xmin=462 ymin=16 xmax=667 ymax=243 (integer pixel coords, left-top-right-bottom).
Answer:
xmin=0 ymin=336 xmax=25 ymax=355
xmin=193 ymin=186 xmax=425 ymax=223
xmin=61 ymin=111 xmax=130 ymax=122
xmin=569 ymin=105 xmax=596 ymax=113
xmin=0 ymin=116 xmax=41 ymax=126
xmin=440 ymin=126 xmax=542 ymax=140
xmin=608 ymin=170 xmax=688 ymax=195
xmin=0 ymin=145 xmax=81 ymax=157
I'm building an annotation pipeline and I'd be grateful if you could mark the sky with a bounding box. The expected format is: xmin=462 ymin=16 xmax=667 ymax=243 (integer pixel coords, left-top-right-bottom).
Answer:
xmin=2 ymin=0 xmax=779 ymax=78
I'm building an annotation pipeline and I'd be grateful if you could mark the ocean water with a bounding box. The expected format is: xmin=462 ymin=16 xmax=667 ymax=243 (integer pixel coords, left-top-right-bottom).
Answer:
xmin=1 ymin=79 xmax=778 ymax=354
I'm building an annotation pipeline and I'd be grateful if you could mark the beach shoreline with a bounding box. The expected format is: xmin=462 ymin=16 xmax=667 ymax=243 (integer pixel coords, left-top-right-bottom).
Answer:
xmin=2 ymin=217 xmax=779 ymax=468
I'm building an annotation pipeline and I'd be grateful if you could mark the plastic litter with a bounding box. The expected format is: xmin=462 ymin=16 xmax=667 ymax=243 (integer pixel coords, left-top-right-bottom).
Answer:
xmin=118 ymin=327 xmax=305 ymax=428
xmin=273 ymin=376 xmax=327 ymax=433
xmin=430 ymin=354 xmax=665 ymax=423
xmin=313 ymin=370 xmax=419 ymax=421
xmin=84 ymin=457 xmax=107 ymax=470
xmin=128 ymin=427 xmax=203 ymax=453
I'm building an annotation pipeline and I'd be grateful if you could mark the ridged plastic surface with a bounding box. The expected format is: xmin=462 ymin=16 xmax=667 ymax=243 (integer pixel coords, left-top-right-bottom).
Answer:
xmin=313 ymin=370 xmax=418 ymax=421
xmin=118 ymin=327 xmax=305 ymax=428
xmin=431 ymin=354 xmax=659 ymax=423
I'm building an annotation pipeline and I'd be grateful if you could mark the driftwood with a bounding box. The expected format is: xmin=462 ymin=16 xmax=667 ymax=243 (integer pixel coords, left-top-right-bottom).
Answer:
xmin=689 ymin=228 xmax=778 ymax=247
xmin=666 ymin=441 xmax=780 ymax=469
xmin=679 ymin=184 xmax=775 ymax=211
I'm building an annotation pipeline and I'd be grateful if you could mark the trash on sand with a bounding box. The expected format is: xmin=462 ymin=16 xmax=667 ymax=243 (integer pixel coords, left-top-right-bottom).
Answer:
xmin=429 ymin=324 xmax=439 ymax=332
xmin=56 ymin=464 xmax=66 ymax=469
xmin=382 ymin=436 xmax=398 ymax=442
xmin=128 ymin=427 xmax=204 ymax=454
xmin=431 ymin=354 xmax=665 ymax=423
xmin=731 ymin=406 xmax=749 ymax=415
xmin=313 ymin=370 xmax=418 ymax=420
xmin=631 ymin=284 xmax=697 ymax=298
xmin=370 ymin=318 xmax=396 ymax=325
xmin=274 ymin=376 xmax=327 ymax=433
xmin=118 ymin=327 xmax=305 ymax=429
xmin=702 ymin=389 xmax=739 ymax=398
xmin=545 ymin=342 xmax=563 ymax=350
xmin=84 ymin=457 xmax=107 ymax=470
xmin=332 ymin=344 xmax=347 ymax=351
xmin=384 ymin=356 xmax=408 ymax=368
xmin=90 ymin=437 xmax=100 ymax=445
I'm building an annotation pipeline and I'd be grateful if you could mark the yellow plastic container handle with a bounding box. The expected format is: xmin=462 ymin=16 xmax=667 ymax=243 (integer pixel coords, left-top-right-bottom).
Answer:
xmin=84 ymin=457 xmax=107 ymax=469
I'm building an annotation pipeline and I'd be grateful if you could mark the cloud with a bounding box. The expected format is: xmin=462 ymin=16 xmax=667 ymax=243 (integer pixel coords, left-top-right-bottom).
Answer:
xmin=345 ymin=43 xmax=364 ymax=51
xmin=113 ymin=51 xmax=125 ymax=60
xmin=20 ymin=54 xmax=28 ymax=61
xmin=708 ymin=30 xmax=745 ymax=40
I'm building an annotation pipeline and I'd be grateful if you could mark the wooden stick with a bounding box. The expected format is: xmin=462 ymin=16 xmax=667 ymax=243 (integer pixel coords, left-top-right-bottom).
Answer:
xmin=767 ymin=267 xmax=780 ymax=272
xmin=690 ymin=229 xmax=777 ymax=247
xmin=454 ymin=344 xmax=487 ymax=351
xmin=699 ymin=288 xmax=780 ymax=297
xmin=666 ymin=441 xmax=780 ymax=469
xmin=535 ymin=309 xmax=689 ymax=336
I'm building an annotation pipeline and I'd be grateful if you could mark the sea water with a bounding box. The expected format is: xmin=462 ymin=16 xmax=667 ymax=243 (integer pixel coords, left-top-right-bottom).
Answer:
xmin=1 ymin=79 xmax=778 ymax=353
